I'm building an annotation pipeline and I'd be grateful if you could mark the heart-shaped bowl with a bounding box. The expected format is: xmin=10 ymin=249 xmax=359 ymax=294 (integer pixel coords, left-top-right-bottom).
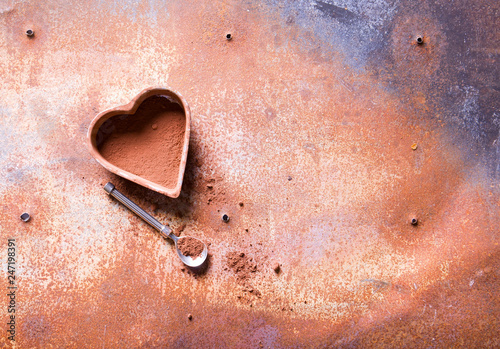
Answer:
xmin=87 ymin=87 xmax=191 ymax=198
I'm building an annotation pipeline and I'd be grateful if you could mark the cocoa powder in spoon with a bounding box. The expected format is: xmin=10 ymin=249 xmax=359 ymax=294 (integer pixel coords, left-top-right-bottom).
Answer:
xmin=177 ymin=237 xmax=205 ymax=258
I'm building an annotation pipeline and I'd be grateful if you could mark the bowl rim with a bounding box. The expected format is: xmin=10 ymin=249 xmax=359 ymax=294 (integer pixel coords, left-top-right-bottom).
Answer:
xmin=87 ymin=87 xmax=191 ymax=198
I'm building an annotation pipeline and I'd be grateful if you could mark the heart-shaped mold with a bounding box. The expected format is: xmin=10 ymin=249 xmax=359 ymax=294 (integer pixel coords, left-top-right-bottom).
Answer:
xmin=87 ymin=87 xmax=190 ymax=198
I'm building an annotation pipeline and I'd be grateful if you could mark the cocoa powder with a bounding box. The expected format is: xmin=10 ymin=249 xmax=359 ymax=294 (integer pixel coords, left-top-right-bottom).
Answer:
xmin=226 ymin=252 xmax=257 ymax=283
xmin=97 ymin=96 xmax=186 ymax=189
xmin=272 ymin=262 xmax=280 ymax=273
xmin=177 ymin=237 xmax=204 ymax=258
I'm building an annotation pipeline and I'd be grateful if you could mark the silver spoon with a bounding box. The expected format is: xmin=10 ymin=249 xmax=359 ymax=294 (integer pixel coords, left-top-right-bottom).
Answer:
xmin=103 ymin=182 xmax=208 ymax=267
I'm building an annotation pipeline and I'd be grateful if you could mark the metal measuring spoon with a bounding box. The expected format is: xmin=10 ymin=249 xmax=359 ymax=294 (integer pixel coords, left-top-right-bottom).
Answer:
xmin=104 ymin=183 xmax=208 ymax=267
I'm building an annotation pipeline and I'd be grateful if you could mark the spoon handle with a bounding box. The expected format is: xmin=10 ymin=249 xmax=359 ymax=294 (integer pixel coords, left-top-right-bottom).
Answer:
xmin=103 ymin=182 xmax=172 ymax=239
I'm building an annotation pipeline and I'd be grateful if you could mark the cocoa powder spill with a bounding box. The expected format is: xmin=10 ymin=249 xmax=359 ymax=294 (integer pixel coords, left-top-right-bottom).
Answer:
xmin=177 ymin=237 xmax=204 ymax=258
xmin=97 ymin=96 xmax=186 ymax=189
xmin=272 ymin=262 xmax=280 ymax=273
xmin=226 ymin=252 xmax=257 ymax=283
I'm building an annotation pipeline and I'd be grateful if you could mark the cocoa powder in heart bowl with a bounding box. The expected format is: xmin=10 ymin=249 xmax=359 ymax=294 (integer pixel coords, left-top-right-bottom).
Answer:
xmin=177 ymin=237 xmax=205 ymax=259
xmin=96 ymin=95 xmax=186 ymax=189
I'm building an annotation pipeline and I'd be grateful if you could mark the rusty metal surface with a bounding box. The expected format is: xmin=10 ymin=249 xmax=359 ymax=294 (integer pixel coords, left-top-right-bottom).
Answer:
xmin=0 ymin=0 xmax=499 ymax=347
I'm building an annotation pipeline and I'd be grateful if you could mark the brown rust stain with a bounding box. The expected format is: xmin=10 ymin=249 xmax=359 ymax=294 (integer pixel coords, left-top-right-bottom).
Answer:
xmin=0 ymin=0 xmax=498 ymax=347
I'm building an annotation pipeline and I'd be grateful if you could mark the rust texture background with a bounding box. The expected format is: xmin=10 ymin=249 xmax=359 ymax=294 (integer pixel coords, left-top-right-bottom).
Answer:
xmin=0 ymin=0 xmax=499 ymax=347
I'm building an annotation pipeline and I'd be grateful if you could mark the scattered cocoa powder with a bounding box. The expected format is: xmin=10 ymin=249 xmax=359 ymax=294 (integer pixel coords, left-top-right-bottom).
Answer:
xmin=97 ymin=96 xmax=186 ymax=189
xmin=272 ymin=262 xmax=280 ymax=273
xmin=173 ymin=223 xmax=186 ymax=237
xmin=177 ymin=223 xmax=186 ymax=233
xmin=177 ymin=237 xmax=204 ymax=258
xmin=226 ymin=252 xmax=262 ymax=303
xmin=226 ymin=252 xmax=257 ymax=283
xmin=203 ymin=177 xmax=229 ymax=207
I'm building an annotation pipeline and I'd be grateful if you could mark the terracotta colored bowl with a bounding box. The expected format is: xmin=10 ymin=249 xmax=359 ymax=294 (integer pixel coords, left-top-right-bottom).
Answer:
xmin=87 ymin=87 xmax=191 ymax=198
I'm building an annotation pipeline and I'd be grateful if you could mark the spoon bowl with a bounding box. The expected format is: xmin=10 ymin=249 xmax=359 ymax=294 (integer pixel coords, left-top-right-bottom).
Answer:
xmin=171 ymin=235 xmax=208 ymax=268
